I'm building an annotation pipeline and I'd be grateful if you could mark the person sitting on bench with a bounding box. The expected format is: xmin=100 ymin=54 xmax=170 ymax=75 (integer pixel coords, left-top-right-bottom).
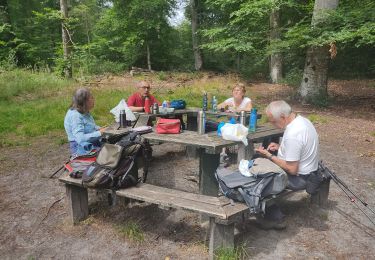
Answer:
xmin=255 ymin=100 xmax=320 ymax=229
xmin=127 ymin=81 xmax=160 ymax=112
xmin=64 ymin=88 xmax=106 ymax=156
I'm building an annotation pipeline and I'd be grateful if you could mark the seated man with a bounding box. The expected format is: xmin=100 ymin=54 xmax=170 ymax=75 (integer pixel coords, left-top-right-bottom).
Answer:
xmin=127 ymin=81 xmax=160 ymax=112
xmin=255 ymin=100 xmax=319 ymax=229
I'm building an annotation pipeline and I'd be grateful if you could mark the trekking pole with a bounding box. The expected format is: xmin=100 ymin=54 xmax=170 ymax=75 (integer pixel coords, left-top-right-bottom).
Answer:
xmin=330 ymin=174 xmax=375 ymax=226
xmin=322 ymin=163 xmax=375 ymax=215
xmin=49 ymin=165 xmax=65 ymax=178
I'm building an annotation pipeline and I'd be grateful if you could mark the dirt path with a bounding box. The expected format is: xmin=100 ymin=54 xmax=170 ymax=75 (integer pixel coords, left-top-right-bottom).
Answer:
xmin=0 ymin=79 xmax=374 ymax=259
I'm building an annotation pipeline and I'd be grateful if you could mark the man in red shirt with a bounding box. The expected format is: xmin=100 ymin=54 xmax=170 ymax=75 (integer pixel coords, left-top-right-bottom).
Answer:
xmin=127 ymin=81 xmax=160 ymax=112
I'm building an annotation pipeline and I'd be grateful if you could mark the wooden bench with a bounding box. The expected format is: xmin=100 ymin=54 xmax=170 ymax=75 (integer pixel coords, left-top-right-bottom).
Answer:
xmin=59 ymin=173 xmax=330 ymax=259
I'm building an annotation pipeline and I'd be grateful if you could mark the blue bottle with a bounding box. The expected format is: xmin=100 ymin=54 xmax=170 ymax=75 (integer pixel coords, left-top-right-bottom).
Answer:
xmin=249 ymin=108 xmax=257 ymax=132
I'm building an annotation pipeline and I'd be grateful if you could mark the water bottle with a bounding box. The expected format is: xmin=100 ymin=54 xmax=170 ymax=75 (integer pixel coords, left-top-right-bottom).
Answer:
xmin=211 ymin=96 xmax=217 ymax=112
xmin=162 ymin=100 xmax=168 ymax=108
xmin=119 ymin=110 xmax=126 ymax=128
xmin=239 ymin=111 xmax=246 ymax=125
xmin=197 ymin=111 xmax=206 ymax=135
xmin=202 ymin=92 xmax=208 ymax=111
xmin=249 ymin=108 xmax=257 ymax=132
xmin=144 ymin=96 xmax=151 ymax=114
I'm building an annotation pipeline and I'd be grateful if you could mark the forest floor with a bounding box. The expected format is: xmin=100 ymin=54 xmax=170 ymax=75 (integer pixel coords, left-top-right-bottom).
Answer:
xmin=0 ymin=74 xmax=374 ymax=259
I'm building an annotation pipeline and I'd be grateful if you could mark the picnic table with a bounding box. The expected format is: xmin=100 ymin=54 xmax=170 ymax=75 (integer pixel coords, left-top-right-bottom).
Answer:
xmin=59 ymin=109 xmax=290 ymax=259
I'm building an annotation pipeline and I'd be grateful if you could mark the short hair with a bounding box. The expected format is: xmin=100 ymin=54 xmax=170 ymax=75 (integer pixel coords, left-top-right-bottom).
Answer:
xmin=232 ymin=83 xmax=246 ymax=93
xmin=136 ymin=81 xmax=150 ymax=88
xmin=266 ymin=100 xmax=292 ymax=120
xmin=71 ymin=88 xmax=92 ymax=114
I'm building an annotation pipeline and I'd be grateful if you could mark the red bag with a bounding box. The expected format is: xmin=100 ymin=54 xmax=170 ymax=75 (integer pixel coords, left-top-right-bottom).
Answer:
xmin=155 ymin=118 xmax=181 ymax=134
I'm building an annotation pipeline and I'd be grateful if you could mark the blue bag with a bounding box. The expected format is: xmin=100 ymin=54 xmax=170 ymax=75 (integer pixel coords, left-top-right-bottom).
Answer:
xmin=169 ymin=100 xmax=186 ymax=109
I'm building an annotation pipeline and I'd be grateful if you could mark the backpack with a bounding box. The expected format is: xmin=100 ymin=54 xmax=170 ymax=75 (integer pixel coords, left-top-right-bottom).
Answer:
xmin=169 ymin=100 xmax=186 ymax=109
xmin=215 ymin=158 xmax=287 ymax=214
xmin=82 ymin=132 xmax=152 ymax=189
xmin=59 ymin=151 xmax=97 ymax=179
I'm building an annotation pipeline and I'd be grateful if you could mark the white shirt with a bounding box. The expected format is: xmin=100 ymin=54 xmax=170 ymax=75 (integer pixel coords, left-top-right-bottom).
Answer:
xmin=224 ymin=97 xmax=251 ymax=111
xmin=277 ymin=115 xmax=319 ymax=175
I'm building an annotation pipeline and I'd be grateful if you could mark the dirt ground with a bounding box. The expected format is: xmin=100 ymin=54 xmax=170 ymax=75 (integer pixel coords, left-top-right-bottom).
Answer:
xmin=0 ymin=77 xmax=374 ymax=259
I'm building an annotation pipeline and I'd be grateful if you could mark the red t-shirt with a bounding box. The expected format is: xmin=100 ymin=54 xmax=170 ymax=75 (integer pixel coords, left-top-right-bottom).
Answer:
xmin=127 ymin=93 xmax=160 ymax=107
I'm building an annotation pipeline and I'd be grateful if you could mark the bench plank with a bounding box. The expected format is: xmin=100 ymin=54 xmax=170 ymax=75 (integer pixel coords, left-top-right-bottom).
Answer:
xmin=116 ymin=183 xmax=242 ymax=220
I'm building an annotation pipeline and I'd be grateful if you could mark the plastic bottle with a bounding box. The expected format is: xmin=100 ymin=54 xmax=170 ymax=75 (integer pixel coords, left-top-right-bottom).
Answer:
xmin=162 ymin=100 xmax=168 ymax=108
xmin=249 ymin=108 xmax=257 ymax=132
xmin=202 ymin=92 xmax=208 ymax=111
xmin=144 ymin=96 xmax=151 ymax=113
xmin=211 ymin=96 xmax=217 ymax=112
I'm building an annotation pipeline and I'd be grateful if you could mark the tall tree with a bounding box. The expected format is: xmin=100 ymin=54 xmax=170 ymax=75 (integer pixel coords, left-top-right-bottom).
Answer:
xmin=299 ymin=0 xmax=339 ymax=102
xmin=190 ymin=0 xmax=202 ymax=70
xmin=269 ymin=8 xmax=282 ymax=83
xmin=60 ymin=0 xmax=72 ymax=78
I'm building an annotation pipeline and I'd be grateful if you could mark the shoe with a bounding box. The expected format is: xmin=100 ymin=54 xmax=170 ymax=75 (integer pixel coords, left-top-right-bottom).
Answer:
xmin=255 ymin=217 xmax=287 ymax=230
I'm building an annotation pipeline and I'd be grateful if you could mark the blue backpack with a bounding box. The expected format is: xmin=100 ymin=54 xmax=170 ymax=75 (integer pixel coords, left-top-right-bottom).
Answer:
xmin=169 ymin=100 xmax=186 ymax=109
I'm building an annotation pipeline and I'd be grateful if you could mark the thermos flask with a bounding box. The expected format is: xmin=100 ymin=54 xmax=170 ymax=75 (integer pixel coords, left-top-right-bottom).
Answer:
xmin=239 ymin=110 xmax=246 ymax=125
xmin=119 ymin=109 xmax=126 ymax=128
xmin=197 ymin=110 xmax=206 ymax=135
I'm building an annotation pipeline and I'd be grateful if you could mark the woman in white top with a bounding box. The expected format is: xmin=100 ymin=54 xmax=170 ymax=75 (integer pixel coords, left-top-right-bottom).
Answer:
xmin=217 ymin=83 xmax=252 ymax=112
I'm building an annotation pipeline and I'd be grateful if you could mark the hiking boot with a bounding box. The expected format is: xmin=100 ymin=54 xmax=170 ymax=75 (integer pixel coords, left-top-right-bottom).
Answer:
xmin=255 ymin=217 xmax=287 ymax=230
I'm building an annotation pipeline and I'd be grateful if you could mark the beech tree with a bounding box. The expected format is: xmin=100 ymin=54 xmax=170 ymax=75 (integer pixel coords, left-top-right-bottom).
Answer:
xmin=299 ymin=0 xmax=339 ymax=102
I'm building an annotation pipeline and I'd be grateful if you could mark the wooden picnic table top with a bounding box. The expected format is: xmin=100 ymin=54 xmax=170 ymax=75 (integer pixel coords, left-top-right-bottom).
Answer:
xmin=142 ymin=124 xmax=283 ymax=153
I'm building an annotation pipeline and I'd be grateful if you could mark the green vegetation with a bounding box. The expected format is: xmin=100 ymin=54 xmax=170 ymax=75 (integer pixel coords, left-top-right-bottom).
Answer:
xmin=307 ymin=114 xmax=328 ymax=124
xmin=114 ymin=221 xmax=144 ymax=243
xmin=214 ymin=245 xmax=248 ymax=260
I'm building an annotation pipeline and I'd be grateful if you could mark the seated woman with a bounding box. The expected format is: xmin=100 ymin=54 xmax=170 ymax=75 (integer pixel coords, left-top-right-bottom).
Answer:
xmin=217 ymin=83 xmax=252 ymax=112
xmin=64 ymin=88 xmax=105 ymax=156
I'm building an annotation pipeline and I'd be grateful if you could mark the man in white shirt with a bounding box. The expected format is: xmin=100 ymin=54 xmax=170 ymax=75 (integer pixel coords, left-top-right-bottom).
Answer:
xmin=255 ymin=100 xmax=320 ymax=229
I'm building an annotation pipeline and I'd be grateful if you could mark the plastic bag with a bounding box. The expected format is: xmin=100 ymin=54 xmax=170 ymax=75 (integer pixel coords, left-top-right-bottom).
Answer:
xmin=239 ymin=159 xmax=254 ymax=177
xmin=110 ymin=99 xmax=136 ymax=122
xmin=220 ymin=123 xmax=249 ymax=146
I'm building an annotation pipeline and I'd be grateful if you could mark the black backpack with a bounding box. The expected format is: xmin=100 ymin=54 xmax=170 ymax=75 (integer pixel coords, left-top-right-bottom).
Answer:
xmin=82 ymin=132 xmax=152 ymax=189
xmin=215 ymin=158 xmax=287 ymax=214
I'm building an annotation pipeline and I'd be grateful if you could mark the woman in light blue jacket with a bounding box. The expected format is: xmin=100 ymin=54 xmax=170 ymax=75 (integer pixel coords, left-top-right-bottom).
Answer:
xmin=64 ymin=88 xmax=105 ymax=155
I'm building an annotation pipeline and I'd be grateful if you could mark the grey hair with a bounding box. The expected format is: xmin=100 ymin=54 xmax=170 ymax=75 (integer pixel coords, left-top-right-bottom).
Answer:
xmin=266 ymin=100 xmax=292 ymax=120
xmin=71 ymin=88 xmax=92 ymax=114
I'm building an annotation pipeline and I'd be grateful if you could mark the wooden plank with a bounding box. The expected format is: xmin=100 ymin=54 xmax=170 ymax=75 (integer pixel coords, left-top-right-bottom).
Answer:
xmin=65 ymin=184 xmax=88 ymax=224
xmin=59 ymin=173 xmax=83 ymax=186
xmin=116 ymin=184 xmax=229 ymax=219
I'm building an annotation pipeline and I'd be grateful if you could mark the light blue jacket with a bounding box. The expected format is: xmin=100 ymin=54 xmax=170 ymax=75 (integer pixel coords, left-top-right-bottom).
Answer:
xmin=64 ymin=108 xmax=101 ymax=155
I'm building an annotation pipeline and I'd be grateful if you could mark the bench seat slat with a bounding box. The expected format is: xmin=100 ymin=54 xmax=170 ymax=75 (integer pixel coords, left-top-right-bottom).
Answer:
xmin=116 ymin=184 xmax=230 ymax=219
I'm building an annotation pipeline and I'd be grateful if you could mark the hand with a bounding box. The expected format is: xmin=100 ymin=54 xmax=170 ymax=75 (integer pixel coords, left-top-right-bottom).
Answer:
xmin=99 ymin=127 xmax=107 ymax=134
xmin=255 ymin=146 xmax=272 ymax=158
xmin=267 ymin=142 xmax=279 ymax=152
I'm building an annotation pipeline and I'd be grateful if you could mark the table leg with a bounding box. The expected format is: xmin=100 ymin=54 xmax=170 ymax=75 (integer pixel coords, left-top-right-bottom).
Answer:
xmin=65 ymin=184 xmax=89 ymax=224
xmin=199 ymin=149 xmax=220 ymax=196
xmin=237 ymin=141 xmax=254 ymax=163
xmin=208 ymin=217 xmax=235 ymax=260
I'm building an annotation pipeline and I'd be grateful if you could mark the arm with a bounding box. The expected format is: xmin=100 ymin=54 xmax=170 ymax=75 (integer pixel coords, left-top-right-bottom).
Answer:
xmin=242 ymin=100 xmax=252 ymax=112
xmin=127 ymin=94 xmax=144 ymax=112
xmin=255 ymin=146 xmax=299 ymax=175
xmin=71 ymin=113 xmax=101 ymax=144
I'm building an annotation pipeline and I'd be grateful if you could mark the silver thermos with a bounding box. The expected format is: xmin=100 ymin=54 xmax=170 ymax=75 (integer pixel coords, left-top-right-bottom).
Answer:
xmin=239 ymin=111 xmax=246 ymax=126
xmin=197 ymin=110 xmax=206 ymax=135
xmin=119 ymin=109 xmax=127 ymax=128
xmin=152 ymin=103 xmax=159 ymax=114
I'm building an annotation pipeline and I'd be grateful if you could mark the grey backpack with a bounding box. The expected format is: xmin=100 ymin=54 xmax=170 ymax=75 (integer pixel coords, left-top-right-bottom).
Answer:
xmin=215 ymin=158 xmax=287 ymax=214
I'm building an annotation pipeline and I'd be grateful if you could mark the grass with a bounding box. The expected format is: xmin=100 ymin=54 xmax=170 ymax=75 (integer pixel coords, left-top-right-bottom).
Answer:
xmin=114 ymin=221 xmax=144 ymax=243
xmin=370 ymin=131 xmax=375 ymax=137
xmin=307 ymin=114 xmax=328 ymax=124
xmin=214 ymin=245 xmax=248 ymax=260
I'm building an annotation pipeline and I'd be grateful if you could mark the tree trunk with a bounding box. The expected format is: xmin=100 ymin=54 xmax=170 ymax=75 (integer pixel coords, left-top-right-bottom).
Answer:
xmin=60 ymin=0 xmax=72 ymax=78
xmin=146 ymin=43 xmax=151 ymax=71
xmin=299 ymin=0 xmax=339 ymax=102
xmin=190 ymin=0 xmax=202 ymax=71
xmin=269 ymin=9 xmax=282 ymax=83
